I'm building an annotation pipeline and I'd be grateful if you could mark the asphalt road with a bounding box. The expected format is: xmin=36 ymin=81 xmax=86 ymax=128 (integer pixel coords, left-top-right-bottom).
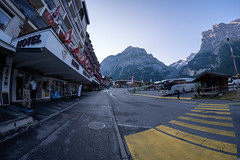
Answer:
xmin=0 ymin=88 xmax=240 ymax=160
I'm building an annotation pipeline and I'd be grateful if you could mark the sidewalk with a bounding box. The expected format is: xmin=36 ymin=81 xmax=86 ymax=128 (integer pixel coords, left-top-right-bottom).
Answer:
xmin=0 ymin=92 xmax=93 ymax=142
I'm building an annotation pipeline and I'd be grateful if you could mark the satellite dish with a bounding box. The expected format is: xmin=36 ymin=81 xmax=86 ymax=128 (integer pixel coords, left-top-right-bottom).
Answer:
xmin=56 ymin=20 xmax=62 ymax=25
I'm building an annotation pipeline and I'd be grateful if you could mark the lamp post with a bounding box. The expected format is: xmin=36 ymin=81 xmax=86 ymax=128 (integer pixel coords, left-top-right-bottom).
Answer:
xmin=227 ymin=38 xmax=239 ymax=97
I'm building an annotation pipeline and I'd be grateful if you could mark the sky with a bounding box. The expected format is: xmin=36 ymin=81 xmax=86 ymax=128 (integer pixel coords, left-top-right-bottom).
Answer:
xmin=86 ymin=0 xmax=240 ymax=66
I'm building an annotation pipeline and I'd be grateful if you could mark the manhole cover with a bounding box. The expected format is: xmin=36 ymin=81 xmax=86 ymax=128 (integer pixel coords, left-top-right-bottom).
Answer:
xmin=88 ymin=122 xmax=105 ymax=129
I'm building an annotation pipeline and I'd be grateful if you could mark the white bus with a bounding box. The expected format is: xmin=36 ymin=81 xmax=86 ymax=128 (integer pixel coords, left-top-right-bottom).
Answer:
xmin=158 ymin=78 xmax=195 ymax=95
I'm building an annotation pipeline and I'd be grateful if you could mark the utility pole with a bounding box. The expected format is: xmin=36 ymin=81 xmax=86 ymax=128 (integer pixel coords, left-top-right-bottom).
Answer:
xmin=227 ymin=38 xmax=239 ymax=97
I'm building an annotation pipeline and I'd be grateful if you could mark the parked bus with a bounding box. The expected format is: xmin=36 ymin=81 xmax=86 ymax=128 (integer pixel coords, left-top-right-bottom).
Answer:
xmin=158 ymin=78 xmax=195 ymax=95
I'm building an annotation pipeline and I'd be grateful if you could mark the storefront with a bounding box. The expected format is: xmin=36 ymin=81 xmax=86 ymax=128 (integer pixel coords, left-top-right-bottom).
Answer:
xmin=10 ymin=28 xmax=91 ymax=103
xmin=0 ymin=33 xmax=15 ymax=106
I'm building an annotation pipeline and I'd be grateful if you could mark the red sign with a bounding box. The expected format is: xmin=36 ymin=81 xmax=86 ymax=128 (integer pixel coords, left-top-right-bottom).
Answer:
xmin=45 ymin=12 xmax=54 ymax=25
xmin=131 ymin=75 xmax=134 ymax=84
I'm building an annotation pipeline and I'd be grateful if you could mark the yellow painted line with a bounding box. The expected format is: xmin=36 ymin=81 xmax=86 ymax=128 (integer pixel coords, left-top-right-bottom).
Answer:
xmin=197 ymin=105 xmax=229 ymax=108
xmin=185 ymin=113 xmax=232 ymax=120
xmin=125 ymin=129 xmax=237 ymax=160
xmin=195 ymin=107 xmax=230 ymax=111
xmin=133 ymin=93 xmax=191 ymax=100
xmin=199 ymin=103 xmax=229 ymax=106
xmin=170 ymin=120 xmax=235 ymax=137
xmin=156 ymin=125 xmax=237 ymax=154
xmin=191 ymin=109 xmax=231 ymax=115
xmin=179 ymin=116 xmax=234 ymax=127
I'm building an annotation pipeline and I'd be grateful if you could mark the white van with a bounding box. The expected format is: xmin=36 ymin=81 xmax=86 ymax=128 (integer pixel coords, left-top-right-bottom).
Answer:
xmin=228 ymin=77 xmax=240 ymax=86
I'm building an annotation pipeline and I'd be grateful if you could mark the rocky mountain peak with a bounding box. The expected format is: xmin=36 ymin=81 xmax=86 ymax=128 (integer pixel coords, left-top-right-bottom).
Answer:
xmin=200 ymin=19 xmax=240 ymax=54
xmin=100 ymin=46 xmax=170 ymax=81
xmin=121 ymin=46 xmax=148 ymax=57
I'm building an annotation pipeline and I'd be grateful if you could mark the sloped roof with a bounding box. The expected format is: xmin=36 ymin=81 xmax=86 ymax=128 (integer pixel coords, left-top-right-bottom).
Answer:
xmin=193 ymin=72 xmax=231 ymax=82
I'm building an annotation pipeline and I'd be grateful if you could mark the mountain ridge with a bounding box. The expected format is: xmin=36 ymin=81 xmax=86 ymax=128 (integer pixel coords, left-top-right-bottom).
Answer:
xmin=100 ymin=18 xmax=240 ymax=81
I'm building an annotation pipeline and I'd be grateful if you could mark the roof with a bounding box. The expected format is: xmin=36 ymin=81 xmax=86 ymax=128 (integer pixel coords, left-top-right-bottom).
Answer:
xmin=193 ymin=72 xmax=231 ymax=82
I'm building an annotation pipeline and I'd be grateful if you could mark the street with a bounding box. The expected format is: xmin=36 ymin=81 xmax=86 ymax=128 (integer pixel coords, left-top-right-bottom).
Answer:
xmin=0 ymin=88 xmax=240 ymax=160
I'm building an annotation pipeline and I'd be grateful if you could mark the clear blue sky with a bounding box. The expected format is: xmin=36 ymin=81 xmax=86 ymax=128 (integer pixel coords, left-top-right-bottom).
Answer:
xmin=86 ymin=0 xmax=240 ymax=65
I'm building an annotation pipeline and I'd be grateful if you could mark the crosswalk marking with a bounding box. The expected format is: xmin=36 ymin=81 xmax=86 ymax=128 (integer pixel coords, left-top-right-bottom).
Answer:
xmin=199 ymin=103 xmax=229 ymax=106
xmin=197 ymin=105 xmax=229 ymax=108
xmin=194 ymin=107 xmax=230 ymax=111
xmin=155 ymin=125 xmax=237 ymax=154
xmin=185 ymin=113 xmax=232 ymax=120
xmin=170 ymin=120 xmax=235 ymax=137
xmin=191 ymin=109 xmax=231 ymax=115
xmin=125 ymin=129 xmax=237 ymax=160
xmin=178 ymin=116 xmax=234 ymax=127
xmin=125 ymin=101 xmax=237 ymax=160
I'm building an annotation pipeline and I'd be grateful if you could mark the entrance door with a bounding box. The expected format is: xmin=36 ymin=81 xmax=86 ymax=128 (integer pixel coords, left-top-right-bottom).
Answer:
xmin=16 ymin=76 xmax=24 ymax=100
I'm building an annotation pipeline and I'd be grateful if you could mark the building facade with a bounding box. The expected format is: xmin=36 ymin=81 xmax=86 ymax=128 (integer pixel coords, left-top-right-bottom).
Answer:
xmin=0 ymin=0 xmax=101 ymax=106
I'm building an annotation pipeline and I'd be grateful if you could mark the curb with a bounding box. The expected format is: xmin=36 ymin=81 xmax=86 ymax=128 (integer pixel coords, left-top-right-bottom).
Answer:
xmin=0 ymin=116 xmax=33 ymax=134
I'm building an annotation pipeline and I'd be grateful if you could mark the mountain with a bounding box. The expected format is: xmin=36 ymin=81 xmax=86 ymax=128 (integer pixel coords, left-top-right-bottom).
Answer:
xmin=100 ymin=46 xmax=171 ymax=81
xmin=179 ymin=19 xmax=240 ymax=77
xmin=169 ymin=53 xmax=196 ymax=76
xmin=101 ymin=19 xmax=240 ymax=81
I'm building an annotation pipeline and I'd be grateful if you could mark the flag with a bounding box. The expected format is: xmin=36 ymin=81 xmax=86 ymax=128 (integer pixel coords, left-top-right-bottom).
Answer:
xmin=79 ymin=53 xmax=86 ymax=66
xmin=45 ymin=12 xmax=54 ymax=25
xmin=52 ymin=5 xmax=60 ymax=18
xmin=64 ymin=29 xmax=72 ymax=44
xmin=131 ymin=75 xmax=134 ymax=84
xmin=73 ymin=46 xmax=80 ymax=55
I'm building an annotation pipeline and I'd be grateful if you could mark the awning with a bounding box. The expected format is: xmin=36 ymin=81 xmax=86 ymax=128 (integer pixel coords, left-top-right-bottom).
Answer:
xmin=11 ymin=28 xmax=91 ymax=83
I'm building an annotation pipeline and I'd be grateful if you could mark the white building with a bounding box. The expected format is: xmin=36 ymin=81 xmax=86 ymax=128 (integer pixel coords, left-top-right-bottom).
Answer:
xmin=0 ymin=0 xmax=100 ymax=106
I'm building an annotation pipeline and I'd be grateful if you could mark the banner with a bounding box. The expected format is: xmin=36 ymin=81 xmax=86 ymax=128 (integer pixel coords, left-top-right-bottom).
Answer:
xmin=45 ymin=12 xmax=54 ymax=25
xmin=23 ymin=89 xmax=31 ymax=108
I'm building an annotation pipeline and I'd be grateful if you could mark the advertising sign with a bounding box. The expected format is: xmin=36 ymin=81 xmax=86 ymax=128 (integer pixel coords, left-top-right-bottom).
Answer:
xmin=23 ymin=89 xmax=31 ymax=108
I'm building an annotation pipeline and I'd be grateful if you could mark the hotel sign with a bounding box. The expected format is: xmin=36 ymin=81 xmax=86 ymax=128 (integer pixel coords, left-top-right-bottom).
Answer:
xmin=16 ymin=34 xmax=42 ymax=49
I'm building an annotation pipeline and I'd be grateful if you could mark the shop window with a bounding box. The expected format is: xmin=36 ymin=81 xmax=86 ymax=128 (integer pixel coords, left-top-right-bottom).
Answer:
xmin=0 ymin=8 xmax=11 ymax=31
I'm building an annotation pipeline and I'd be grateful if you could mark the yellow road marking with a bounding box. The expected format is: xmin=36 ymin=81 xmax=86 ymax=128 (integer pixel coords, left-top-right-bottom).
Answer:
xmin=125 ymin=129 xmax=237 ymax=160
xmin=178 ymin=116 xmax=234 ymax=127
xmin=133 ymin=93 xmax=191 ymax=100
xmin=191 ymin=109 xmax=231 ymax=115
xmin=195 ymin=107 xmax=230 ymax=111
xmin=199 ymin=103 xmax=229 ymax=106
xmin=156 ymin=125 xmax=237 ymax=154
xmin=185 ymin=113 xmax=232 ymax=120
xmin=170 ymin=120 xmax=235 ymax=137
xmin=197 ymin=105 xmax=229 ymax=108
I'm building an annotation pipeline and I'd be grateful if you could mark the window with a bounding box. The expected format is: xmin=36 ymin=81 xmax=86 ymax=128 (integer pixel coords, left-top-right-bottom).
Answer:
xmin=0 ymin=8 xmax=11 ymax=31
xmin=79 ymin=8 xmax=84 ymax=20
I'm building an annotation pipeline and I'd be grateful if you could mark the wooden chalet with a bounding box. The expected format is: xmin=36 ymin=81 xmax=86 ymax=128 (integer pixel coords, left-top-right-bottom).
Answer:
xmin=193 ymin=72 xmax=231 ymax=97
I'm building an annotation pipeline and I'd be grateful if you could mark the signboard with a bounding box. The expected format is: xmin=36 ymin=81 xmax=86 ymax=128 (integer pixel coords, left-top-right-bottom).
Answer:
xmin=45 ymin=12 xmax=55 ymax=25
xmin=62 ymin=50 xmax=68 ymax=60
xmin=23 ymin=89 xmax=31 ymax=108
xmin=1 ymin=91 xmax=10 ymax=106
xmin=16 ymin=34 xmax=42 ymax=49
